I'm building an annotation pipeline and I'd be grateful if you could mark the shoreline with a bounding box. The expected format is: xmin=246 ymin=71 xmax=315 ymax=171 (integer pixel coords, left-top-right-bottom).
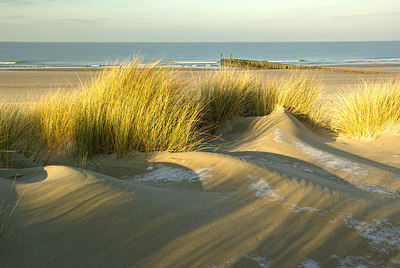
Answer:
xmin=0 ymin=63 xmax=399 ymax=72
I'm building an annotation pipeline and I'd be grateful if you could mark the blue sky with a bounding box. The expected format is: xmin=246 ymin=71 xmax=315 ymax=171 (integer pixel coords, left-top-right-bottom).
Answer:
xmin=1 ymin=0 xmax=399 ymax=42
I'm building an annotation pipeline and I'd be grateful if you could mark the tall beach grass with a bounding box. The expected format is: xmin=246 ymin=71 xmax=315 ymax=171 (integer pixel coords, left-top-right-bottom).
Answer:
xmin=1 ymin=60 xmax=398 ymax=168
xmin=195 ymin=69 xmax=275 ymax=124
xmin=0 ymin=66 xmax=326 ymax=167
xmin=32 ymin=61 xmax=207 ymax=161
xmin=195 ymin=70 xmax=323 ymax=126
xmin=329 ymin=79 xmax=400 ymax=138
xmin=270 ymin=72 xmax=324 ymax=124
xmin=0 ymin=103 xmax=42 ymax=167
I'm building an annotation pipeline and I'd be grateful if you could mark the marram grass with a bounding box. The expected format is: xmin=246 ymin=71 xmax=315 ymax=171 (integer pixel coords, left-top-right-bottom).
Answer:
xmin=272 ymin=72 xmax=325 ymax=125
xmin=31 ymin=60 xmax=207 ymax=162
xmin=0 ymin=103 xmax=42 ymax=167
xmin=2 ymin=60 xmax=398 ymax=167
xmin=195 ymin=70 xmax=323 ymax=126
xmin=329 ymin=79 xmax=400 ymax=138
xmin=195 ymin=69 xmax=275 ymax=124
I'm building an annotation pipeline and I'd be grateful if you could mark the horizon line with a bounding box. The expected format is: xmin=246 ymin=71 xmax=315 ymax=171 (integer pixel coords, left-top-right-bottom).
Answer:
xmin=1 ymin=40 xmax=400 ymax=43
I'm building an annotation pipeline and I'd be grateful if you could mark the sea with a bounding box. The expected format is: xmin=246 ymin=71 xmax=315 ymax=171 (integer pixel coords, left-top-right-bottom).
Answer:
xmin=0 ymin=41 xmax=399 ymax=70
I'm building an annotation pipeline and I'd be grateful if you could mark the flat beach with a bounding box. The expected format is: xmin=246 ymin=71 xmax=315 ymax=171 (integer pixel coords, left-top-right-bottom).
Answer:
xmin=1 ymin=65 xmax=400 ymax=101
xmin=1 ymin=65 xmax=400 ymax=267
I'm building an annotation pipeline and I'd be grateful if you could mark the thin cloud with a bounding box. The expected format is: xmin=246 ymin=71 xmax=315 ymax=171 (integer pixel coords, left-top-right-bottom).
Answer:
xmin=0 ymin=0 xmax=72 ymax=4
xmin=0 ymin=0 xmax=32 ymax=4
xmin=34 ymin=17 xmax=113 ymax=26
xmin=0 ymin=15 xmax=26 ymax=19
xmin=335 ymin=12 xmax=400 ymax=18
xmin=0 ymin=15 xmax=29 ymax=23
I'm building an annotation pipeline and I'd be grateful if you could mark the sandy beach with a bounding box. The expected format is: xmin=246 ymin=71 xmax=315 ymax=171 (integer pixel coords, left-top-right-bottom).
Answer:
xmin=0 ymin=69 xmax=99 ymax=101
xmin=1 ymin=65 xmax=400 ymax=267
xmin=1 ymin=65 xmax=399 ymax=101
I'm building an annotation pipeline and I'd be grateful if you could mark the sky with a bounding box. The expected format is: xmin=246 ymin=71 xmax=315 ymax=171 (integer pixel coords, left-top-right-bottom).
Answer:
xmin=0 ymin=0 xmax=399 ymax=42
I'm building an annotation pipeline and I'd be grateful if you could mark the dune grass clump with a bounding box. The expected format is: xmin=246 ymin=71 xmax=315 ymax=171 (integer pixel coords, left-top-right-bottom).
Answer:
xmin=33 ymin=60 xmax=206 ymax=161
xmin=0 ymin=103 xmax=41 ymax=168
xmin=272 ymin=72 xmax=325 ymax=124
xmin=196 ymin=69 xmax=275 ymax=124
xmin=329 ymin=79 xmax=400 ymax=138
xmin=195 ymin=70 xmax=324 ymax=128
xmin=33 ymin=93 xmax=72 ymax=153
xmin=8 ymin=61 xmax=399 ymax=167
xmin=0 ymin=104 xmax=24 ymax=167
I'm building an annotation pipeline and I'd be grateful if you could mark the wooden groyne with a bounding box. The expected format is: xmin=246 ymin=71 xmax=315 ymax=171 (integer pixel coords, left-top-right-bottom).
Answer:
xmin=220 ymin=55 xmax=379 ymax=74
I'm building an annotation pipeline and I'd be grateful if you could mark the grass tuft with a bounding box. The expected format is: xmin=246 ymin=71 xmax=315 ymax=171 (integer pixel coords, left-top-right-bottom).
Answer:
xmin=272 ymin=72 xmax=325 ymax=124
xmin=196 ymin=69 xmax=275 ymax=125
xmin=329 ymin=79 xmax=400 ymax=138
xmin=2 ymin=61 xmax=398 ymax=167
xmin=0 ymin=103 xmax=42 ymax=168
xmin=32 ymin=61 xmax=207 ymax=162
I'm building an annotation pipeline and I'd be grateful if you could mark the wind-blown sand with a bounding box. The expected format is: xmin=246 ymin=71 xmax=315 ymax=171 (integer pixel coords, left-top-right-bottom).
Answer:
xmin=1 ymin=67 xmax=400 ymax=267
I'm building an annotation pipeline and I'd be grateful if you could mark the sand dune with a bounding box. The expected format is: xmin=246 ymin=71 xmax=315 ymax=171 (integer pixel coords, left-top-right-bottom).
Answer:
xmin=1 ymin=107 xmax=399 ymax=267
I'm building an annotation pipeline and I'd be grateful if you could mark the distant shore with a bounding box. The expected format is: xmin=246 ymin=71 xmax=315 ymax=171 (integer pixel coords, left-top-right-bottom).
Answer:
xmin=0 ymin=64 xmax=399 ymax=102
xmin=1 ymin=62 xmax=399 ymax=72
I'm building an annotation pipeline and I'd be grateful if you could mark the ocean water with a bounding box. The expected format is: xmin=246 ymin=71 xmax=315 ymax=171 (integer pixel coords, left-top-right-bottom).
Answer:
xmin=0 ymin=41 xmax=399 ymax=70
